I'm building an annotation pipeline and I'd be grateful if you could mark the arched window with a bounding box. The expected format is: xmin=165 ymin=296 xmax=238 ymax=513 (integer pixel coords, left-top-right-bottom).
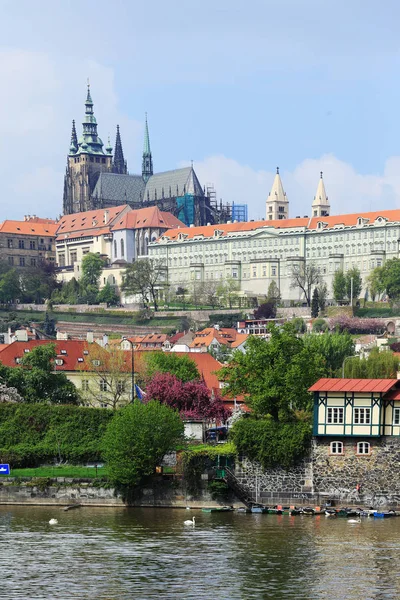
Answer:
xmin=144 ymin=236 xmax=149 ymax=255
xmin=114 ymin=240 xmax=117 ymax=258
xmin=120 ymin=239 xmax=124 ymax=258
xmin=330 ymin=441 xmax=343 ymax=455
xmin=357 ymin=442 xmax=370 ymax=455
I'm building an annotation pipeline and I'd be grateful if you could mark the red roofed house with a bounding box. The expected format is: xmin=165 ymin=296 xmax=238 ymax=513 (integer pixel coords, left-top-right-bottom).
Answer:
xmin=55 ymin=204 xmax=184 ymax=302
xmin=189 ymin=327 xmax=248 ymax=354
xmin=310 ymin=378 xmax=400 ymax=456
xmin=0 ymin=215 xmax=58 ymax=268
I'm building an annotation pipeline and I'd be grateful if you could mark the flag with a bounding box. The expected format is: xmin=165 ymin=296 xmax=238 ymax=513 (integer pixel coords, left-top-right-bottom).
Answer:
xmin=135 ymin=384 xmax=146 ymax=402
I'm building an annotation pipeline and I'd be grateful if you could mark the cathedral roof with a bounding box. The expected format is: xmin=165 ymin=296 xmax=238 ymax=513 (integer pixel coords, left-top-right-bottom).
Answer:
xmin=144 ymin=166 xmax=204 ymax=201
xmin=56 ymin=205 xmax=130 ymax=240
xmin=268 ymin=167 xmax=288 ymax=204
xmin=312 ymin=172 xmax=330 ymax=207
xmin=92 ymin=173 xmax=146 ymax=203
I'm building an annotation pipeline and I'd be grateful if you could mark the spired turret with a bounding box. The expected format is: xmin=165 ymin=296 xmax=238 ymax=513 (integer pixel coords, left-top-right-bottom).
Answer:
xmin=142 ymin=113 xmax=153 ymax=183
xmin=266 ymin=167 xmax=289 ymax=220
xmin=113 ymin=125 xmax=127 ymax=174
xmin=312 ymin=172 xmax=330 ymax=217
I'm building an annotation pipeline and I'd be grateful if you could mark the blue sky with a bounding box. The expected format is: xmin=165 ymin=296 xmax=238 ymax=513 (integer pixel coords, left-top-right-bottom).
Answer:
xmin=2 ymin=0 xmax=400 ymax=219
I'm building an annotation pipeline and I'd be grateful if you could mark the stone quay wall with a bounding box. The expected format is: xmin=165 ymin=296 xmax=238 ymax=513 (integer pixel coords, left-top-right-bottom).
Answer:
xmin=235 ymin=436 xmax=400 ymax=508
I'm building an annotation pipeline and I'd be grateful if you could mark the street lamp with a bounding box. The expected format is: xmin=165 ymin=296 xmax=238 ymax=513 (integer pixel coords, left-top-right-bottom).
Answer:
xmin=342 ymin=354 xmax=360 ymax=378
xmin=123 ymin=337 xmax=135 ymax=402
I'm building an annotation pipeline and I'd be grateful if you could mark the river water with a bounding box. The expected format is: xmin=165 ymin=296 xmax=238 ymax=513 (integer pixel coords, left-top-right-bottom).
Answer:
xmin=1 ymin=505 xmax=400 ymax=599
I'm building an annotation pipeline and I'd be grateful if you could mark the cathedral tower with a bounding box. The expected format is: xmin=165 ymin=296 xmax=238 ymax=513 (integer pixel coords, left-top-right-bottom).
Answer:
xmin=112 ymin=125 xmax=127 ymax=174
xmin=142 ymin=113 xmax=153 ymax=183
xmin=266 ymin=167 xmax=289 ymax=220
xmin=312 ymin=172 xmax=330 ymax=217
xmin=63 ymin=84 xmax=113 ymax=215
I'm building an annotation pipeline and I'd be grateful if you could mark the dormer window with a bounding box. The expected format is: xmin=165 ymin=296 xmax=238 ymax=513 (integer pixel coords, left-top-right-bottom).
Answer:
xmin=55 ymin=359 xmax=64 ymax=366
xmin=60 ymin=349 xmax=67 ymax=355
xmin=24 ymin=349 xmax=30 ymax=353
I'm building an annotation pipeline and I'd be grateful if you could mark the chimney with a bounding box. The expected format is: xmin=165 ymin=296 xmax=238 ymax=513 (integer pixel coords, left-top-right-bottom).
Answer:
xmin=87 ymin=331 xmax=94 ymax=344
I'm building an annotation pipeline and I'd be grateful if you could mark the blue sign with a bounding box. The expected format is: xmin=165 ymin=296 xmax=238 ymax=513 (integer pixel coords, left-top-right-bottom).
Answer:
xmin=0 ymin=464 xmax=10 ymax=475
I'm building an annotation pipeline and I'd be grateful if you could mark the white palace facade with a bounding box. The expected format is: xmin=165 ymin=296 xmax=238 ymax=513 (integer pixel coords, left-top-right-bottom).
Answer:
xmin=148 ymin=171 xmax=400 ymax=302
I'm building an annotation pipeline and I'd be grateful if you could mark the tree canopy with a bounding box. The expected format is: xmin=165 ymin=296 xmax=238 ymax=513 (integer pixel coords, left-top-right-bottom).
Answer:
xmin=343 ymin=347 xmax=400 ymax=379
xmin=219 ymin=323 xmax=325 ymax=420
xmin=81 ymin=253 xmax=104 ymax=288
xmin=303 ymin=331 xmax=355 ymax=376
xmin=290 ymin=262 xmax=320 ymax=306
xmin=145 ymin=373 xmax=230 ymax=421
xmin=122 ymin=258 xmax=166 ymax=311
xmin=372 ymin=258 xmax=400 ymax=302
xmin=144 ymin=352 xmax=200 ymax=383
xmin=102 ymin=401 xmax=184 ymax=487
xmin=333 ymin=270 xmax=347 ymax=304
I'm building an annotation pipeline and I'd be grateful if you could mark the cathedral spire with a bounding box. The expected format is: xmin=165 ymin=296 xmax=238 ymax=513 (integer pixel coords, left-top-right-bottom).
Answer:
xmin=142 ymin=113 xmax=153 ymax=183
xmin=69 ymin=119 xmax=78 ymax=154
xmin=312 ymin=171 xmax=330 ymax=217
xmin=113 ymin=124 xmax=127 ymax=174
xmin=78 ymin=82 xmax=105 ymax=154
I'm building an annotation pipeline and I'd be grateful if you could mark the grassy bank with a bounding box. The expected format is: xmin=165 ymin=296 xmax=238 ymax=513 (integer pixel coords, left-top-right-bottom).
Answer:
xmin=2 ymin=466 xmax=108 ymax=479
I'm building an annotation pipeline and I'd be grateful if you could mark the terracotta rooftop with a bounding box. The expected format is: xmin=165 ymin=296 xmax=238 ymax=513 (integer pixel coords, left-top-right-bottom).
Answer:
xmin=0 ymin=220 xmax=58 ymax=236
xmin=308 ymin=378 xmax=398 ymax=393
xmin=158 ymin=209 xmax=400 ymax=242
xmin=111 ymin=206 xmax=184 ymax=231
xmin=56 ymin=205 xmax=130 ymax=240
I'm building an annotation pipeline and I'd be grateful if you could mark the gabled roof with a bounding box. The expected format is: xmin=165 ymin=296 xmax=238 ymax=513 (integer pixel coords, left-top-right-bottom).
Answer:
xmin=0 ymin=220 xmax=58 ymax=236
xmin=189 ymin=327 xmax=248 ymax=349
xmin=0 ymin=340 xmax=93 ymax=371
xmin=56 ymin=205 xmax=130 ymax=240
xmin=111 ymin=206 xmax=184 ymax=231
xmin=144 ymin=167 xmax=204 ymax=201
xmin=308 ymin=378 xmax=398 ymax=393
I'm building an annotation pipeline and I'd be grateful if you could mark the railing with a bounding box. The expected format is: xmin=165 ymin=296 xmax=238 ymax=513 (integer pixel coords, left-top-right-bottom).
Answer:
xmin=221 ymin=467 xmax=255 ymax=508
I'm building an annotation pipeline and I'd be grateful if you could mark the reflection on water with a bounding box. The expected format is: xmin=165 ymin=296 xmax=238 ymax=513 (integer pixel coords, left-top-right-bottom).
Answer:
xmin=1 ymin=506 xmax=400 ymax=599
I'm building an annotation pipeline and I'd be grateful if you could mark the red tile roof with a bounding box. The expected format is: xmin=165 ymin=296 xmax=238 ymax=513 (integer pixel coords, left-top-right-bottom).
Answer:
xmin=0 ymin=340 xmax=94 ymax=371
xmin=56 ymin=205 xmax=130 ymax=240
xmin=308 ymin=378 xmax=398 ymax=393
xmin=0 ymin=220 xmax=58 ymax=236
xmin=111 ymin=206 xmax=184 ymax=231
xmin=159 ymin=208 xmax=400 ymax=241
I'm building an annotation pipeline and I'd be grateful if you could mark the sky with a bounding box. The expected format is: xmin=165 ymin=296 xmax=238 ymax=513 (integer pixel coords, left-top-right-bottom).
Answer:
xmin=2 ymin=0 xmax=400 ymax=220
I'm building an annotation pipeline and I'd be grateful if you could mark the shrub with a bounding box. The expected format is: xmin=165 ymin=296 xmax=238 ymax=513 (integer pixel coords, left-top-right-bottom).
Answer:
xmin=330 ymin=315 xmax=386 ymax=334
xmin=312 ymin=318 xmax=328 ymax=333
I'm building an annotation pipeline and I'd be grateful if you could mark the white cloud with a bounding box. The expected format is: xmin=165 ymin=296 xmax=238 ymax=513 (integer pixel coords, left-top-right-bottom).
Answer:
xmin=0 ymin=49 xmax=142 ymax=219
xmin=191 ymin=154 xmax=400 ymax=220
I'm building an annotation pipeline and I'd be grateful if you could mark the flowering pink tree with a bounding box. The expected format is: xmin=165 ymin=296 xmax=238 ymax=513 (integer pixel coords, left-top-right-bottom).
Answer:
xmin=145 ymin=373 xmax=230 ymax=422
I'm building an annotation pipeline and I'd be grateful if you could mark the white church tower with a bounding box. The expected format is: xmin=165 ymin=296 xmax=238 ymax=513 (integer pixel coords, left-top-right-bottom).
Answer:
xmin=312 ymin=171 xmax=330 ymax=217
xmin=266 ymin=167 xmax=289 ymax=220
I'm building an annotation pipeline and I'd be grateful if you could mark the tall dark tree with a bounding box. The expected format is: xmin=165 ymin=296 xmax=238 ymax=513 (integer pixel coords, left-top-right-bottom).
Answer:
xmin=311 ymin=288 xmax=319 ymax=318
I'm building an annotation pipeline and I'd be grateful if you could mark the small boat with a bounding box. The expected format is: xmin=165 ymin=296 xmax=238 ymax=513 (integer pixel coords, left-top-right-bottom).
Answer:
xmin=202 ymin=506 xmax=234 ymax=513
xmin=236 ymin=507 xmax=251 ymax=514
xmin=373 ymin=511 xmax=395 ymax=518
xmin=302 ymin=507 xmax=315 ymax=516
xmin=251 ymin=505 xmax=268 ymax=514
xmin=325 ymin=509 xmax=337 ymax=517
xmin=289 ymin=508 xmax=302 ymax=516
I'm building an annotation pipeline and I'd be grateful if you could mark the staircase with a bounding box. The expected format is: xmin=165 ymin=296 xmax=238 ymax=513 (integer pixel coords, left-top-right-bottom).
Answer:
xmin=222 ymin=467 xmax=255 ymax=508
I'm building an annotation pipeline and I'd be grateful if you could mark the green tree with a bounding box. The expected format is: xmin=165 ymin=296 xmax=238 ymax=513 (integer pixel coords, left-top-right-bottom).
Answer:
xmin=43 ymin=312 xmax=56 ymax=337
xmin=366 ymin=267 xmax=383 ymax=302
xmin=311 ymin=288 xmax=319 ymax=318
xmin=144 ymin=352 xmax=200 ymax=383
xmin=374 ymin=258 xmax=400 ymax=302
xmin=81 ymin=253 xmax=104 ymax=288
xmin=97 ymin=283 xmax=120 ymax=306
xmin=317 ymin=281 xmax=328 ymax=313
xmin=219 ymin=323 xmax=325 ymax=420
xmin=0 ymin=269 xmax=21 ymax=303
xmin=122 ymin=259 xmax=166 ymax=311
xmin=303 ymin=331 xmax=355 ymax=376
xmin=346 ymin=267 xmax=362 ymax=303
xmin=344 ymin=347 xmax=399 ymax=378
xmin=21 ymin=262 xmax=59 ymax=303
xmin=102 ymin=401 xmax=184 ymax=486
xmin=333 ymin=270 xmax=347 ymax=304
xmin=290 ymin=262 xmax=320 ymax=306
xmin=217 ymin=276 xmax=240 ymax=308
xmin=267 ymin=280 xmax=281 ymax=303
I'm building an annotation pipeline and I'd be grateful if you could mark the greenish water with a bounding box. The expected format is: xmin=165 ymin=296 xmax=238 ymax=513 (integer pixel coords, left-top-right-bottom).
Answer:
xmin=1 ymin=505 xmax=400 ymax=599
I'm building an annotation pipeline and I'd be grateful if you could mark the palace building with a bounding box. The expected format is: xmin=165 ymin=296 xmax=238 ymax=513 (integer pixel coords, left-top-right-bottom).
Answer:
xmin=149 ymin=169 xmax=399 ymax=302
xmin=62 ymin=86 xmax=230 ymax=226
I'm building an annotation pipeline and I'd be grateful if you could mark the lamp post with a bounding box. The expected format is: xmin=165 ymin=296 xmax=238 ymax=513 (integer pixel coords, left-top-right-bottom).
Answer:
xmin=123 ymin=337 xmax=135 ymax=402
xmin=350 ymin=277 xmax=354 ymax=307
xmin=342 ymin=354 xmax=360 ymax=378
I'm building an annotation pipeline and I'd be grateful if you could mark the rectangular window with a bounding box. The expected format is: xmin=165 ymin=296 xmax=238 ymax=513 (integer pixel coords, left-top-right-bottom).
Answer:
xmin=271 ymin=266 xmax=276 ymax=276
xmin=393 ymin=407 xmax=400 ymax=425
xmin=117 ymin=381 xmax=125 ymax=394
xmin=30 ymin=258 xmax=36 ymax=266
xmin=99 ymin=380 xmax=107 ymax=392
xmin=7 ymin=239 xmax=13 ymax=248
xmin=330 ymin=441 xmax=343 ymax=455
xmin=354 ymin=408 xmax=371 ymax=425
xmin=30 ymin=241 xmax=35 ymax=250
xmin=357 ymin=442 xmax=370 ymax=455
xmin=19 ymin=257 xmax=25 ymax=267
xmin=18 ymin=240 xmax=24 ymax=249
xmin=327 ymin=407 xmax=344 ymax=424
xmin=82 ymin=380 xmax=89 ymax=391
xmin=70 ymin=252 xmax=77 ymax=264
xmin=8 ymin=256 xmax=13 ymax=266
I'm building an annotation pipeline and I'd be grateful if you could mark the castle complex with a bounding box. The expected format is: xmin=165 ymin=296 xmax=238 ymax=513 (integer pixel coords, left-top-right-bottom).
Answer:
xmin=62 ymin=86 xmax=231 ymax=227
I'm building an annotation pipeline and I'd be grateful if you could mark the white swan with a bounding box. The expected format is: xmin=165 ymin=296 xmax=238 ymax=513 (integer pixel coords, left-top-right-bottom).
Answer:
xmin=49 ymin=519 xmax=58 ymax=525
xmin=184 ymin=516 xmax=195 ymax=526
xmin=348 ymin=518 xmax=361 ymax=523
